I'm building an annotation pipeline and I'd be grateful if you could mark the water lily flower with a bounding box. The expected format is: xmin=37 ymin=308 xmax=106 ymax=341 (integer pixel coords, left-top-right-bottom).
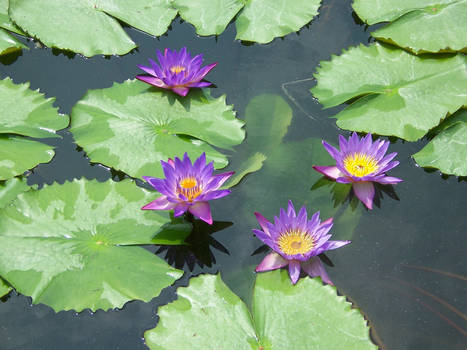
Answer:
xmin=136 ymin=47 xmax=217 ymax=97
xmin=254 ymin=201 xmax=350 ymax=285
xmin=313 ymin=132 xmax=402 ymax=209
xmin=142 ymin=153 xmax=233 ymax=225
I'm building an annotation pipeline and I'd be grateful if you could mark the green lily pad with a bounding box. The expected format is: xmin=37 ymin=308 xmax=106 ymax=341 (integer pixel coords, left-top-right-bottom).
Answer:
xmin=0 ymin=177 xmax=31 ymax=209
xmin=353 ymin=0 xmax=467 ymax=53
xmin=174 ymin=0 xmax=321 ymax=43
xmin=0 ymin=29 xmax=26 ymax=55
xmin=0 ymin=78 xmax=68 ymax=180
xmin=8 ymin=0 xmax=177 ymax=56
xmin=0 ymin=179 xmax=187 ymax=312
xmin=144 ymin=271 xmax=377 ymax=349
xmin=0 ymin=278 xmax=11 ymax=297
xmin=70 ymin=80 xmax=244 ymax=179
xmin=311 ymin=43 xmax=467 ymax=141
xmin=413 ymin=109 xmax=467 ymax=176
xmin=236 ymin=0 xmax=321 ymax=43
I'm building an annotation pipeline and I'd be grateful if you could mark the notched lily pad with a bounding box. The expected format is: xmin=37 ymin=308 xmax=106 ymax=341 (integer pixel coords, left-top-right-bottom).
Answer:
xmin=0 ymin=179 xmax=187 ymax=312
xmin=9 ymin=0 xmax=177 ymax=56
xmin=413 ymin=109 xmax=467 ymax=176
xmin=70 ymin=80 xmax=245 ymax=180
xmin=311 ymin=43 xmax=467 ymax=141
xmin=0 ymin=278 xmax=11 ymax=297
xmin=0 ymin=77 xmax=68 ymax=180
xmin=144 ymin=270 xmax=377 ymax=349
xmin=353 ymin=0 xmax=467 ymax=53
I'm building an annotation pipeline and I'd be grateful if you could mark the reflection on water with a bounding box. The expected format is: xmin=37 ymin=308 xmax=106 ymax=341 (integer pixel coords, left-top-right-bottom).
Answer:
xmin=0 ymin=0 xmax=466 ymax=349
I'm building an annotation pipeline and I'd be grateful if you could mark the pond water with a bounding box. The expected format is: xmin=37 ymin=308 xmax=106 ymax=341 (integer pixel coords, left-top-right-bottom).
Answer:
xmin=0 ymin=1 xmax=466 ymax=349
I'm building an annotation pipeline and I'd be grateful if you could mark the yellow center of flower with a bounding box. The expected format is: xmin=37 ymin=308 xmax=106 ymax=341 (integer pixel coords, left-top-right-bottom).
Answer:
xmin=278 ymin=230 xmax=315 ymax=255
xmin=170 ymin=65 xmax=186 ymax=74
xmin=343 ymin=153 xmax=379 ymax=177
xmin=178 ymin=177 xmax=202 ymax=201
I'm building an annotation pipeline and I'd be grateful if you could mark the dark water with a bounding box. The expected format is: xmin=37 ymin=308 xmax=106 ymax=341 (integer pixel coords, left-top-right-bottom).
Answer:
xmin=1 ymin=1 xmax=466 ymax=349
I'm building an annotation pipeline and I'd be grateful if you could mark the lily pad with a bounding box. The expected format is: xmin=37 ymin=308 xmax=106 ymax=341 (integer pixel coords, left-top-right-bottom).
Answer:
xmin=0 ymin=179 xmax=187 ymax=312
xmin=353 ymin=0 xmax=467 ymax=53
xmin=0 ymin=176 xmax=31 ymax=209
xmin=0 ymin=29 xmax=26 ymax=55
xmin=174 ymin=0 xmax=321 ymax=43
xmin=0 ymin=78 xmax=68 ymax=180
xmin=0 ymin=278 xmax=11 ymax=297
xmin=144 ymin=271 xmax=377 ymax=349
xmin=413 ymin=109 xmax=467 ymax=176
xmin=70 ymin=80 xmax=244 ymax=179
xmin=311 ymin=43 xmax=467 ymax=141
xmin=9 ymin=0 xmax=177 ymax=56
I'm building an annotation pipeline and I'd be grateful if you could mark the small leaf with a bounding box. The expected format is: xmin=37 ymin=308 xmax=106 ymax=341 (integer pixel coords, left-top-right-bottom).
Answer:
xmin=353 ymin=0 xmax=467 ymax=53
xmin=236 ymin=0 xmax=322 ymax=43
xmin=413 ymin=109 xmax=467 ymax=176
xmin=224 ymin=152 xmax=266 ymax=188
xmin=0 ymin=278 xmax=11 ymax=298
xmin=0 ymin=177 xmax=32 ymax=209
xmin=0 ymin=29 xmax=26 ymax=55
xmin=70 ymin=80 xmax=244 ymax=179
xmin=311 ymin=43 xmax=467 ymax=141
xmin=0 ymin=179 xmax=186 ymax=312
xmin=144 ymin=271 xmax=377 ymax=349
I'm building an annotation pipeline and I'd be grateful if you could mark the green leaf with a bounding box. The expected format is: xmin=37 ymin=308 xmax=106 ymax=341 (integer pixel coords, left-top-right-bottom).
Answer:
xmin=353 ymin=0 xmax=467 ymax=53
xmin=0 ymin=278 xmax=11 ymax=298
xmin=224 ymin=152 xmax=266 ymax=188
xmin=236 ymin=0 xmax=322 ymax=43
xmin=9 ymin=0 xmax=177 ymax=56
xmin=0 ymin=0 xmax=24 ymax=34
xmin=0 ymin=78 xmax=69 ymax=180
xmin=70 ymin=80 xmax=244 ymax=179
xmin=144 ymin=271 xmax=377 ymax=349
xmin=311 ymin=43 xmax=467 ymax=141
xmin=0 ymin=29 xmax=26 ymax=55
xmin=413 ymin=109 xmax=467 ymax=176
xmin=0 ymin=179 xmax=186 ymax=312
xmin=175 ymin=0 xmax=244 ymax=36
xmin=0 ymin=177 xmax=31 ymax=209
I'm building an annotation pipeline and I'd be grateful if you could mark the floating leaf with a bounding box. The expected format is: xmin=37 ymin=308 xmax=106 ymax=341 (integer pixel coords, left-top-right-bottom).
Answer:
xmin=70 ymin=80 xmax=244 ymax=179
xmin=353 ymin=0 xmax=467 ymax=53
xmin=0 ymin=177 xmax=31 ymax=209
xmin=0 ymin=179 xmax=187 ymax=312
xmin=0 ymin=278 xmax=11 ymax=297
xmin=174 ymin=0 xmax=321 ymax=43
xmin=145 ymin=271 xmax=377 ymax=349
xmin=236 ymin=0 xmax=321 ymax=43
xmin=0 ymin=78 xmax=68 ymax=180
xmin=224 ymin=152 xmax=266 ymax=188
xmin=9 ymin=0 xmax=177 ymax=56
xmin=311 ymin=43 xmax=467 ymax=141
xmin=413 ymin=109 xmax=467 ymax=176
xmin=0 ymin=29 xmax=26 ymax=55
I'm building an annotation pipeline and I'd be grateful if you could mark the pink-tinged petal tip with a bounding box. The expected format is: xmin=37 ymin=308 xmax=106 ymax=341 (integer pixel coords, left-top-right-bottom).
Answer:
xmin=312 ymin=166 xmax=343 ymax=180
xmin=141 ymin=196 xmax=175 ymax=211
xmin=352 ymin=182 xmax=375 ymax=209
xmin=254 ymin=212 xmax=271 ymax=237
xmin=188 ymin=201 xmax=213 ymax=225
xmin=255 ymin=252 xmax=288 ymax=272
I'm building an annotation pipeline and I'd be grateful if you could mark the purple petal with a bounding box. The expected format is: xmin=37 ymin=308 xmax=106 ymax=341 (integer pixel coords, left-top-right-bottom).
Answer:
xmin=322 ymin=140 xmax=340 ymax=160
xmin=378 ymin=160 xmax=400 ymax=174
xmin=193 ymin=152 xmax=206 ymax=173
xmin=301 ymin=257 xmax=333 ymax=285
xmin=287 ymin=200 xmax=296 ymax=217
xmin=255 ymin=252 xmax=288 ymax=272
xmin=136 ymin=75 xmax=166 ymax=88
xmin=336 ymin=176 xmax=352 ymax=184
xmin=171 ymin=86 xmax=190 ymax=96
xmin=188 ymin=81 xmax=212 ymax=88
xmin=254 ymin=212 xmax=271 ymax=236
xmin=375 ymin=176 xmax=403 ymax=184
xmin=188 ymin=201 xmax=212 ymax=224
xmin=192 ymin=62 xmax=217 ymax=81
xmin=141 ymin=196 xmax=176 ymax=210
xmin=252 ymin=229 xmax=274 ymax=247
xmin=202 ymin=189 xmax=231 ymax=201
xmin=205 ymin=171 xmax=234 ymax=190
xmin=338 ymin=134 xmax=348 ymax=152
xmin=142 ymin=176 xmax=168 ymax=194
xmin=352 ymin=182 xmax=375 ymax=209
xmin=137 ymin=64 xmax=156 ymax=76
xmin=320 ymin=217 xmax=333 ymax=226
xmin=320 ymin=240 xmax=351 ymax=252
xmin=312 ymin=166 xmax=343 ymax=180
xmin=174 ymin=204 xmax=189 ymax=217
xmin=288 ymin=260 xmax=301 ymax=285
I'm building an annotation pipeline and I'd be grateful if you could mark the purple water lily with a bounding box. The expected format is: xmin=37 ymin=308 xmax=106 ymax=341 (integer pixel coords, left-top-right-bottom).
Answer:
xmin=136 ymin=47 xmax=217 ymax=97
xmin=142 ymin=153 xmax=233 ymax=225
xmin=313 ymin=132 xmax=402 ymax=209
xmin=254 ymin=201 xmax=350 ymax=285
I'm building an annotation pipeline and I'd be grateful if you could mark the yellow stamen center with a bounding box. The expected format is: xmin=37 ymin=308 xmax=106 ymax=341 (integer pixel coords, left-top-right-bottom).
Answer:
xmin=178 ymin=177 xmax=202 ymax=201
xmin=278 ymin=230 xmax=315 ymax=255
xmin=343 ymin=153 xmax=379 ymax=177
xmin=170 ymin=65 xmax=186 ymax=74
